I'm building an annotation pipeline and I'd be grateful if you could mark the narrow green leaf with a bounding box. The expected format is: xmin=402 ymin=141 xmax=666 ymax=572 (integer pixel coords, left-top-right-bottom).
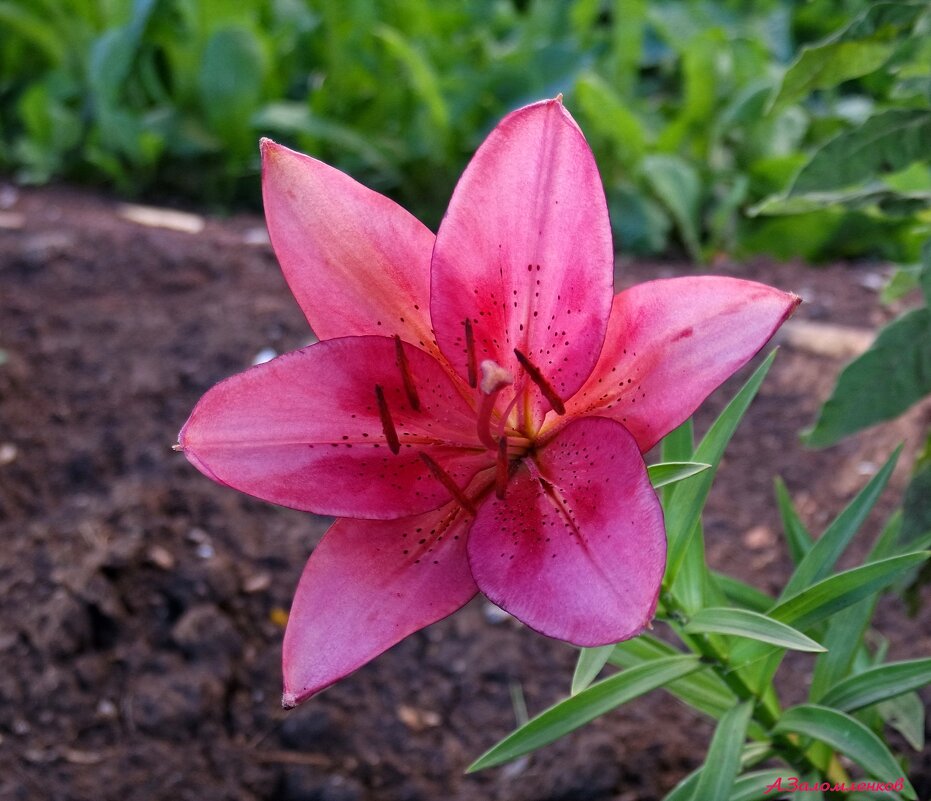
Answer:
xmin=774 ymin=478 xmax=813 ymax=566
xmin=610 ymin=637 xmax=749 ymax=728
xmin=685 ymin=607 xmax=825 ymax=652
xmin=780 ymin=448 xmax=901 ymax=599
xmin=713 ymin=573 xmax=774 ymax=613
xmin=809 ymin=599 xmax=874 ymax=702
xmin=663 ymin=762 xmax=784 ymax=801
xmin=571 ymin=644 xmax=614 ymax=695
xmin=878 ymin=691 xmax=925 ymax=751
xmin=819 ymin=658 xmax=931 ymax=712
xmin=648 ymin=461 xmax=711 ymax=489
xmin=692 ymin=702 xmax=753 ymax=801
xmin=730 ymin=770 xmax=791 ymax=801
xmin=774 ymin=705 xmax=916 ymax=799
xmin=769 ymin=552 xmax=929 ymax=631
xmin=809 ymin=507 xmax=911 ymax=701
xmin=806 ymin=308 xmax=931 ymax=446
xmin=665 ymin=352 xmax=776 ymax=589
xmin=661 ymin=419 xmax=694 ymax=506
xmin=468 ymin=656 xmax=702 ymax=771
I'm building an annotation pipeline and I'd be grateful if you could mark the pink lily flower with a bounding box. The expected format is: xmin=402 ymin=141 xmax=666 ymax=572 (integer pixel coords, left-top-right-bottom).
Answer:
xmin=179 ymin=98 xmax=799 ymax=707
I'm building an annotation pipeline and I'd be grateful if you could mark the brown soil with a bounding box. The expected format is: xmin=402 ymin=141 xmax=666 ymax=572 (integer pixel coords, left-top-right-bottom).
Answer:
xmin=1 ymin=185 xmax=929 ymax=801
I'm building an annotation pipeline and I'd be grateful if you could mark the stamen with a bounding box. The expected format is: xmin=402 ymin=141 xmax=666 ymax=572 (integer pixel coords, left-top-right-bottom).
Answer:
xmin=374 ymin=384 xmax=401 ymax=454
xmin=513 ymin=348 xmax=566 ymax=415
xmin=495 ymin=436 xmax=509 ymax=499
xmin=419 ymin=453 xmax=476 ymax=515
xmin=464 ymin=318 xmax=477 ymax=388
xmin=393 ymin=335 xmax=420 ymax=411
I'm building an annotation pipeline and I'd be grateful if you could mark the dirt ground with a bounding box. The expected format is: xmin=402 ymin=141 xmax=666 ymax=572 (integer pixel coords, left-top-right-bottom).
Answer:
xmin=1 ymin=185 xmax=929 ymax=801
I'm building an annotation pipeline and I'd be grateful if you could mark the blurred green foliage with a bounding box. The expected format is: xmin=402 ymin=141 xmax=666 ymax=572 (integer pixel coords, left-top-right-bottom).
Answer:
xmin=0 ymin=0 xmax=928 ymax=261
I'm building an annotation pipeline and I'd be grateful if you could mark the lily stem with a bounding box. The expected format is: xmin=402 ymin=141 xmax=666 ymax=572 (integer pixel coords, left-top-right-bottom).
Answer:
xmin=659 ymin=591 xmax=831 ymax=783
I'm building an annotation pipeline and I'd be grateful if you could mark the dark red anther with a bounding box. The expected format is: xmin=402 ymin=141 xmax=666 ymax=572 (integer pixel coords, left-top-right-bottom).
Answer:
xmin=374 ymin=384 xmax=401 ymax=454
xmin=495 ymin=436 xmax=509 ymax=499
xmin=513 ymin=348 xmax=566 ymax=415
xmin=419 ymin=453 xmax=476 ymax=515
xmin=393 ymin=334 xmax=420 ymax=411
xmin=464 ymin=318 xmax=477 ymax=389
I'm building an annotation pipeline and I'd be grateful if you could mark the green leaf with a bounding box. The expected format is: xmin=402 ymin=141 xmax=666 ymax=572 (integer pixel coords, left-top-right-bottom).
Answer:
xmin=877 ymin=691 xmax=925 ymax=751
xmin=771 ymin=3 xmax=927 ymax=107
xmin=806 ymin=308 xmax=931 ymax=445
xmin=768 ymin=552 xmax=930 ymax=631
xmin=570 ymin=645 xmax=614 ymax=695
xmin=0 ymin=1 xmax=67 ymax=63
xmin=374 ymin=25 xmax=449 ymax=148
xmin=712 ymin=573 xmax=773 ymax=613
xmin=819 ymin=658 xmax=931 ymax=712
xmin=660 ymin=419 xmax=694 ymax=503
xmin=730 ymin=770 xmax=792 ymax=801
xmin=751 ymin=186 xmax=931 ymax=217
xmin=198 ymin=25 xmax=266 ymax=155
xmin=692 ymin=702 xmax=753 ymax=801
xmin=664 ymin=352 xmax=776 ymax=589
xmin=663 ymin=764 xmax=785 ymax=801
xmin=774 ymin=477 xmax=813 ymax=566
xmin=648 ymin=461 xmax=711 ymax=489
xmin=773 ymin=705 xmax=917 ymax=799
xmin=610 ymin=637 xmax=754 ymax=730
xmin=780 ymin=448 xmax=900 ymax=599
xmin=467 ymin=655 xmax=702 ymax=771
xmin=642 ymin=154 xmax=703 ymax=263
xmin=900 ymin=448 xmax=931 ymax=551
xmin=685 ymin=607 xmax=825 ymax=652
xmin=791 ymin=109 xmax=931 ymax=195
xmin=574 ymin=73 xmax=648 ymax=171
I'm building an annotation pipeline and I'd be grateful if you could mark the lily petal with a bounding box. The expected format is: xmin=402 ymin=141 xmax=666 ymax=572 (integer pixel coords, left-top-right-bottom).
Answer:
xmin=283 ymin=503 xmax=476 ymax=706
xmin=262 ymin=140 xmax=436 ymax=349
xmin=179 ymin=337 xmax=490 ymax=519
xmin=562 ymin=277 xmax=800 ymax=451
xmin=467 ymin=417 xmax=665 ymax=646
xmin=430 ymin=99 xmax=614 ymax=428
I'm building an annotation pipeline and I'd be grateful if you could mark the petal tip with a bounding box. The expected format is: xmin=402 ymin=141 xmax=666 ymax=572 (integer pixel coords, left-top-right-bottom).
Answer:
xmin=281 ymin=690 xmax=298 ymax=709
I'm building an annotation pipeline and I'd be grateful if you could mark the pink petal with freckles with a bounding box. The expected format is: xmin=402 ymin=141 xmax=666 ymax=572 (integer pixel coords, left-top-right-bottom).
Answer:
xmin=562 ymin=277 xmax=800 ymax=452
xmin=262 ymin=140 xmax=436 ymax=350
xmin=468 ymin=417 xmax=665 ymax=646
xmin=430 ymin=99 xmax=614 ymax=429
xmin=283 ymin=503 xmax=476 ymax=706
xmin=179 ymin=337 xmax=491 ymax=519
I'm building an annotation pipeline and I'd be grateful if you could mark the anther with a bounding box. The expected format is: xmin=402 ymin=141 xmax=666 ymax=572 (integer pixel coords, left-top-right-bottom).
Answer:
xmin=419 ymin=453 xmax=476 ymax=515
xmin=374 ymin=384 xmax=401 ymax=454
xmin=495 ymin=436 xmax=509 ymax=500
xmin=514 ymin=348 xmax=566 ymax=415
xmin=393 ymin=335 xmax=420 ymax=411
xmin=464 ymin=318 xmax=477 ymax=389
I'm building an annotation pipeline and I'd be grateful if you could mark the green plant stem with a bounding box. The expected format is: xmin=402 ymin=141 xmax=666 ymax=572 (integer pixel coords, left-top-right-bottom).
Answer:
xmin=659 ymin=592 xmax=834 ymax=783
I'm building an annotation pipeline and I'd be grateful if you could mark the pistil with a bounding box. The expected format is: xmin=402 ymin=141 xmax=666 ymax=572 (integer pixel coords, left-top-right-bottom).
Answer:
xmin=476 ymin=360 xmax=513 ymax=451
